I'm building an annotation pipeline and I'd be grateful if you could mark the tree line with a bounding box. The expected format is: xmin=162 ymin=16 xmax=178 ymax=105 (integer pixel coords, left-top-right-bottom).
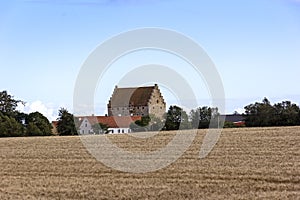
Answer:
xmin=130 ymin=105 xmax=221 ymax=132
xmin=244 ymin=97 xmax=300 ymax=127
xmin=130 ymin=98 xmax=300 ymax=131
xmin=1 ymin=90 xmax=300 ymax=137
xmin=0 ymin=91 xmax=52 ymax=137
xmin=0 ymin=90 xmax=77 ymax=137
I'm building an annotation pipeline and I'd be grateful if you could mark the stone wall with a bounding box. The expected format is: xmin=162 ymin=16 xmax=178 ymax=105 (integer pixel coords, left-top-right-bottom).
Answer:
xmin=108 ymin=106 xmax=149 ymax=116
xmin=107 ymin=84 xmax=166 ymax=118
xmin=148 ymin=85 xmax=166 ymax=118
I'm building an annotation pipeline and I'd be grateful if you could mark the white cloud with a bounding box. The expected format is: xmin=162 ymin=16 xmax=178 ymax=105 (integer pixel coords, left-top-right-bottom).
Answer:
xmin=18 ymin=101 xmax=58 ymax=122
xmin=234 ymin=108 xmax=245 ymax=115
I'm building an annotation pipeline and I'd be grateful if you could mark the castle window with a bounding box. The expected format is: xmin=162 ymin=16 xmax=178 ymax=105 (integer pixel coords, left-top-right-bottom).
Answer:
xmin=142 ymin=106 xmax=144 ymax=109
xmin=157 ymin=100 xmax=159 ymax=103
xmin=122 ymin=129 xmax=124 ymax=133
xmin=118 ymin=129 xmax=121 ymax=133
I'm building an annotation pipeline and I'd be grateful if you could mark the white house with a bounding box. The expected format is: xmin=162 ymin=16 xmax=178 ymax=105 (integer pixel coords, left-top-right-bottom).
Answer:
xmin=77 ymin=116 xmax=141 ymax=134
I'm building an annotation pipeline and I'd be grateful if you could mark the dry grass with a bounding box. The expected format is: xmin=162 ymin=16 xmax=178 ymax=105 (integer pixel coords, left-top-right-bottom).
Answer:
xmin=0 ymin=127 xmax=299 ymax=199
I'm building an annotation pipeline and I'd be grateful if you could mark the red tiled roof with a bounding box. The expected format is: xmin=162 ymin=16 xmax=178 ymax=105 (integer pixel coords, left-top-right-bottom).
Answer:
xmin=78 ymin=116 xmax=141 ymax=128
xmin=51 ymin=121 xmax=58 ymax=127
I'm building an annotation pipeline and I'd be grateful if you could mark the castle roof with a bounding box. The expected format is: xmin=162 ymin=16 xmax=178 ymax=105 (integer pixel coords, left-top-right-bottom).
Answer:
xmin=108 ymin=86 xmax=155 ymax=107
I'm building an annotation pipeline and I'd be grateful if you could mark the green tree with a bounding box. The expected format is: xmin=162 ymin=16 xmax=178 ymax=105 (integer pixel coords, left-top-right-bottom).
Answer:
xmin=244 ymin=98 xmax=300 ymax=127
xmin=130 ymin=116 xmax=151 ymax=132
xmin=274 ymin=101 xmax=300 ymax=126
xmin=0 ymin=91 xmax=25 ymax=137
xmin=57 ymin=108 xmax=77 ymax=136
xmin=26 ymin=122 xmax=43 ymax=136
xmin=26 ymin=112 xmax=52 ymax=136
xmin=164 ymin=105 xmax=191 ymax=130
xmin=149 ymin=114 xmax=165 ymax=131
xmin=190 ymin=106 xmax=220 ymax=129
xmin=92 ymin=123 xmax=109 ymax=134
xmin=0 ymin=91 xmax=24 ymax=118
xmin=190 ymin=108 xmax=200 ymax=129
xmin=129 ymin=115 xmax=165 ymax=132
xmin=244 ymin=98 xmax=275 ymax=127
xmin=0 ymin=113 xmax=23 ymax=137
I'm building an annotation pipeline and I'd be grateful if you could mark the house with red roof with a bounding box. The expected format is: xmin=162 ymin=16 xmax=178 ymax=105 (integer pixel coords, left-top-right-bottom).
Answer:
xmin=77 ymin=116 xmax=141 ymax=134
xmin=61 ymin=84 xmax=166 ymax=134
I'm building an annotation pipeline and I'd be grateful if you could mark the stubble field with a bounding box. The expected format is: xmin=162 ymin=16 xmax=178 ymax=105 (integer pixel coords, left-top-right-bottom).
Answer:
xmin=0 ymin=126 xmax=299 ymax=199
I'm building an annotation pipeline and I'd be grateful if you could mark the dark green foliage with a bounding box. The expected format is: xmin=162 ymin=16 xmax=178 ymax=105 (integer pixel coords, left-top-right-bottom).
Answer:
xmin=57 ymin=108 xmax=78 ymax=136
xmin=223 ymin=121 xmax=235 ymax=128
xmin=130 ymin=115 xmax=165 ymax=132
xmin=0 ymin=113 xmax=24 ymax=137
xmin=190 ymin=106 xmax=220 ymax=129
xmin=92 ymin=123 xmax=109 ymax=134
xmin=244 ymin=98 xmax=300 ymax=127
xmin=26 ymin=122 xmax=43 ymax=136
xmin=0 ymin=91 xmax=25 ymax=137
xmin=273 ymin=101 xmax=300 ymax=126
xmin=26 ymin=112 xmax=52 ymax=136
xmin=130 ymin=116 xmax=151 ymax=132
xmin=149 ymin=114 xmax=165 ymax=131
xmin=164 ymin=106 xmax=191 ymax=130
xmin=0 ymin=91 xmax=24 ymax=118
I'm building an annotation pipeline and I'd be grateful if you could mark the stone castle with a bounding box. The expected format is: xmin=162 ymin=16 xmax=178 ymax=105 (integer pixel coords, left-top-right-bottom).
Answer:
xmin=107 ymin=84 xmax=166 ymax=118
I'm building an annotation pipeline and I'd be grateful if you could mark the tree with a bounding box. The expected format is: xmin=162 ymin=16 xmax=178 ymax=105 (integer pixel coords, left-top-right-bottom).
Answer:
xmin=244 ymin=98 xmax=300 ymax=127
xmin=92 ymin=123 xmax=109 ymax=134
xmin=0 ymin=113 xmax=23 ymax=137
xmin=0 ymin=91 xmax=25 ymax=137
xmin=26 ymin=122 xmax=43 ymax=136
xmin=190 ymin=106 xmax=219 ymax=129
xmin=273 ymin=101 xmax=300 ymax=126
xmin=26 ymin=112 xmax=52 ymax=136
xmin=149 ymin=114 xmax=165 ymax=131
xmin=129 ymin=115 xmax=165 ymax=132
xmin=57 ymin=108 xmax=77 ymax=136
xmin=0 ymin=91 xmax=24 ymax=118
xmin=244 ymin=98 xmax=275 ymax=127
xmin=164 ymin=105 xmax=191 ymax=130
xmin=130 ymin=116 xmax=151 ymax=132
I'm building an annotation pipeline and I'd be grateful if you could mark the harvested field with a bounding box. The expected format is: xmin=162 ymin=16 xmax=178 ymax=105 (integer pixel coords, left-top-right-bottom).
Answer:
xmin=0 ymin=127 xmax=299 ymax=199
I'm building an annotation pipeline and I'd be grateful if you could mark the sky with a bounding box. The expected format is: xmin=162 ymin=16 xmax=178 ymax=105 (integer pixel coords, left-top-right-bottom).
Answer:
xmin=0 ymin=0 xmax=300 ymax=121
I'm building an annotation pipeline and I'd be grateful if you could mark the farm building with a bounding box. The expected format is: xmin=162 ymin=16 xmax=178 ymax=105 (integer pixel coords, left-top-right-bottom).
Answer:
xmin=221 ymin=114 xmax=245 ymax=127
xmin=51 ymin=121 xmax=59 ymax=135
xmin=107 ymin=84 xmax=166 ymax=119
xmin=77 ymin=116 xmax=141 ymax=134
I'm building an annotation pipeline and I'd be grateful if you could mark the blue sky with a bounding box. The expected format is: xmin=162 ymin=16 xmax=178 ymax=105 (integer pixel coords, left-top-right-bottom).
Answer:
xmin=0 ymin=0 xmax=300 ymax=120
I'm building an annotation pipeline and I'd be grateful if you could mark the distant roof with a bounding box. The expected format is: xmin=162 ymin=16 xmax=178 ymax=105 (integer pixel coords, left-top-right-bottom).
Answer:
xmin=221 ymin=114 xmax=245 ymax=123
xmin=109 ymin=86 xmax=155 ymax=107
xmin=51 ymin=121 xmax=58 ymax=127
xmin=78 ymin=116 xmax=142 ymax=128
